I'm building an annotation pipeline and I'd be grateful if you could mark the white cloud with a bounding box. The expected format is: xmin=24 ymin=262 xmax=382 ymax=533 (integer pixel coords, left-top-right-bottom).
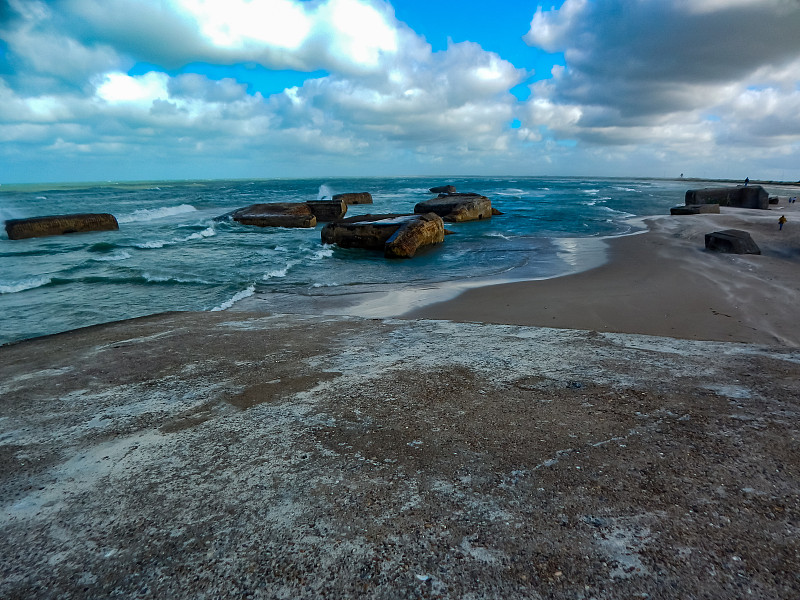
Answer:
xmin=96 ymin=72 xmax=170 ymax=104
xmin=520 ymin=0 xmax=800 ymax=174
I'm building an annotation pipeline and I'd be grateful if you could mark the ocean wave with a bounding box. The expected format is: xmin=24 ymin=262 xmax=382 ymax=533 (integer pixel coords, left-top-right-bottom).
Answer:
xmin=582 ymin=189 xmax=600 ymax=195
xmin=311 ymin=282 xmax=340 ymax=288
xmin=142 ymin=273 xmax=213 ymax=285
xmin=485 ymin=232 xmax=513 ymax=240
xmin=184 ymin=226 xmax=215 ymax=241
xmin=263 ymin=260 xmax=298 ymax=279
xmin=496 ymin=188 xmax=524 ymax=196
xmin=311 ymin=246 xmax=334 ymax=260
xmin=134 ymin=240 xmax=168 ymax=249
xmin=91 ymin=251 xmax=132 ymax=262
xmin=210 ymin=284 xmax=255 ymax=311
xmin=132 ymin=225 xmax=215 ymax=249
xmin=614 ymin=186 xmax=638 ymax=192
xmin=117 ymin=204 xmax=197 ymax=223
xmin=88 ymin=241 xmax=118 ymax=253
xmin=0 ymin=275 xmax=52 ymax=294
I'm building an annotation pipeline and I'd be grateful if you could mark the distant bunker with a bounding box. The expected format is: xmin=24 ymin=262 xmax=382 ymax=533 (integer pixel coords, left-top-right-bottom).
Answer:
xmin=230 ymin=203 xmax=317 ymax=228
xmin=5 ymin=213 xmax=119 ymax=240
xmin=685 ymin=186 xmax=769 ymax=210
xmin=705 ymin=229 xmax=761 ymax=255
xmin=414 ymin=193 xmax=493 ymax=222
xmin=332 ymin=192 xmax=373 ymax=205
xmin=321 ymin=213 xmax=445 ymax=258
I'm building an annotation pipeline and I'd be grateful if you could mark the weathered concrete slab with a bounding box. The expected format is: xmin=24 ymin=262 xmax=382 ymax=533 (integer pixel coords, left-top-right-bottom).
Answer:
xmin=333 ymin=192 xmax=373 ymax=205
xmin=1 ymin=311 xmax=799 ymax=599
xmin=320 ymin=213 xmax=444 ymax=258
xmin=230 ymin=203 xmax=317 ymax=228
xmin=307 ymin=199 xmax=347 ymax=222
xmin=5 ymin=213 xmax=119 ymax=240
xmin=685 ymin=186 xmax=769 ymax=209
xmin=414 ymin=193 xmax=493 ymax=222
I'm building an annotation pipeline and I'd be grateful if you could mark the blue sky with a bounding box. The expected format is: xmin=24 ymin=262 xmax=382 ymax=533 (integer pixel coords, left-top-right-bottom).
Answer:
xmin=1 ymin=0 xmax=799 ymax=183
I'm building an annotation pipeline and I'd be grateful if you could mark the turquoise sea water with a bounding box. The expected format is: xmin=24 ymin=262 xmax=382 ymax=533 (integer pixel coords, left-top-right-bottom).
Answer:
xmin=1 ymin=176 xmax=705 ymax=344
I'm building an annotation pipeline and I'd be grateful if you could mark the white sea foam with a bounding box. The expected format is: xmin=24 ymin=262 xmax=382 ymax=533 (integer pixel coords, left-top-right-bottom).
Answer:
xmin=117 ymin=204 xmax=197 ymax=223
xmin=184 ymin=226 xmax=215 ymax=241
xmin=35 ymin=196 xmax=47 ymax=200
xmin=583 ymin=189 xmax=600 ymax=195
xmin=91 ymin=251 xmax=132 ymax=262
xmin=263 ymin=261 xmax=297 ymax=279
xmin=134 ymin=240 xmax=168 ymax=249
xmin=485 ymin=232 xmax=513 ymax=240
xmin=311 ymin=246 xmax=334 ymax=260
xmin=318 ymin=184 xmax=334 ymax=201
xmin=311 ymin=282 xmax=339 ymax=288
xmin=211 ymin=284 xmax=256 ymax=311
xmin=0 ymin=276 xmax=52 ymax=294
xmin=142 ymin=273 xmax=211 ymax=284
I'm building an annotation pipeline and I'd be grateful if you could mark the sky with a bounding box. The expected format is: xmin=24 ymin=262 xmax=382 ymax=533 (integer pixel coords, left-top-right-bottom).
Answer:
xmin=1 ymin=0 xmax=799 ymax=184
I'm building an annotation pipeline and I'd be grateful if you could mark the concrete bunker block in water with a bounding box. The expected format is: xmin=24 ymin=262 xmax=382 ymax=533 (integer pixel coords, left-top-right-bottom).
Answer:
xmin=320 ymin=213 xmax=444 ymax=258
xmin=306 ymin=199 xmax=347 ymax=222
xmin=429 ymin=185 xmax=457 ymax=194
xmin=5 ymin=213 xmax=119 ymax=240
xmin=332 ymin=192 xmax=373 ymax=205
xmin=413 ymin=193 xmax=493 ymax=222
xmin=704 ymin=229 xmax=761 ymax=255
xmin=685 ymin=186 xmax=769 ymax=210
xmin=230 ymin=203 xmax=317 ymax=228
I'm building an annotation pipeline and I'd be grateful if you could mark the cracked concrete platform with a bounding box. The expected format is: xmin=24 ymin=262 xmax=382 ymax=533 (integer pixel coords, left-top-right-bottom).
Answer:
xmin=1 ymin=311 xmax=799 ymax=599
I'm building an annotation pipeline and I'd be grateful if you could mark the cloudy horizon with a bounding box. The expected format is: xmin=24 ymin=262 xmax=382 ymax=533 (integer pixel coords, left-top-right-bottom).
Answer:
xmin=1 ymin=0 xmax=799 ymax=184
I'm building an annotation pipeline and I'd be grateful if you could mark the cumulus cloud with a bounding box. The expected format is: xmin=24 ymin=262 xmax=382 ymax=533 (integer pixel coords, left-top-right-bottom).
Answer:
xmin=520 ymin=0 xmax=800 ymax=174
xmin=0 ymin=0 xmax=528 ymax=180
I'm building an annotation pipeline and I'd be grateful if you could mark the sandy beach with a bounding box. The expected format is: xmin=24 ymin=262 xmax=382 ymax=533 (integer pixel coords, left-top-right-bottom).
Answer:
xmin=408 ymin=201 xmax=800 ymax=346
xmin=2 ymin=199 xmax=800 ymax=598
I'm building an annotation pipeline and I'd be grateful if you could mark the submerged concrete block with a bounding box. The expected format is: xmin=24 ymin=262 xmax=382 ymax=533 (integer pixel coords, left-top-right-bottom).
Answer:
xmin=704 ymin=229 xmax=761 ymax=254
xmin=307 ymin=199 xmax=347 ymax=222
xmin=320 ymin=213 xmax=444 ymax=258
xmin=230 ymin=203 xmax=316 ymax=228
xmin=332 ymin=192 xmax=373 ymax=205
xmin=414 ymin=193 xmax=493 ymax=222
xmin=685 ymin=186 xmax=768 ymax=210
xmin=5 ymin=213 xmax=119 ymax=240
xmin=429 ymin=185 xmax=457 ymax=194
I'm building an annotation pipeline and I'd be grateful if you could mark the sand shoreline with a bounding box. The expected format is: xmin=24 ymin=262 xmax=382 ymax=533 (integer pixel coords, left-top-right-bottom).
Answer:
xmin=406 ymin=202 xmax=800 ymax=346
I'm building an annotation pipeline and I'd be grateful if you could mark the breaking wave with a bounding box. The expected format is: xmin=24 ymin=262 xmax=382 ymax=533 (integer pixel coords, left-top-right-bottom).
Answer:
xmin=210 ymin=284 xmax=256 ymax=311
xmin=117 ymin=204 xmax=197 ymax=224
xmin=0 ymin=275 xmax=52 ymax=294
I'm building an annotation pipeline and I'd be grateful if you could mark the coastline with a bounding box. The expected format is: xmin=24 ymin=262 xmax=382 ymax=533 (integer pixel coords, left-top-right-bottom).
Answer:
xmin=406 ymin=202 xmax=800 ymax=346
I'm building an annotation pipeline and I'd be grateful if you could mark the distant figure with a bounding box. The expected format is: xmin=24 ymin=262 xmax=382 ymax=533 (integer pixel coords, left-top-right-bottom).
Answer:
xmin=680 ymin=173 xmax=684 ymax=178
xmin=744 ymin=177 xmax=749 ymax=186
xmin=779 ymin=215 xmax=787 ymax=230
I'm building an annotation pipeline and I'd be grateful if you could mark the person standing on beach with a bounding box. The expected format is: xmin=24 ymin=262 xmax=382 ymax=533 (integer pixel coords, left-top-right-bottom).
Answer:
xmin=744 ymin=177 xmax=749 ymax=186
xmin=779 ymin=215 xmax=787 ymax=230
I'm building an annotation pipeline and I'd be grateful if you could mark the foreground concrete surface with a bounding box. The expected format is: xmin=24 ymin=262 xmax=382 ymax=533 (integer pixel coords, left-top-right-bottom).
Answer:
xmin=1 ymin=311 xmax=799 ymax=599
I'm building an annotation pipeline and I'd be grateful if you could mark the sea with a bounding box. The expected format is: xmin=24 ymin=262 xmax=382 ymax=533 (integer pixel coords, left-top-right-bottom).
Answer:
xmin=0 ymin=176 xmax=755 ymax=345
